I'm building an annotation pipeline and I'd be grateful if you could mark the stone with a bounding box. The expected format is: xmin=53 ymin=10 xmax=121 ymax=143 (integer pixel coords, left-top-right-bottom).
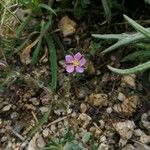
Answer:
xmin=10 ymin=112 xmax=19 ymax=120
xmin=106 ymin=107 xmax=113 ymax=114
xmin=98 ymin=143 xmax=109 ymax=150
xmin=2 ymin=104 xmax=12 ymax=111
xmin=80 ymin=103 xmax=87 ymax=113
xmin=113 ymin=120 xmax=135 ymax=140
xmin=42 ymin=128 xmax=50 ymax=138
xmin=117 ymin=92 xmax=126 ymax=101
xmin=39 ymin=107 xmax=48 ymax=114
xmin=121 ymin=74 xmax=136 ymax=88
xmin=29 ymin=97 xmax=40 ymax=106
xmin=88 ymin=93 xmax=108 ymax=107
xmin=77 ymin=113 xmax=91 ymax=128
xmin=122 ymin=144 xmax=135 ymax=150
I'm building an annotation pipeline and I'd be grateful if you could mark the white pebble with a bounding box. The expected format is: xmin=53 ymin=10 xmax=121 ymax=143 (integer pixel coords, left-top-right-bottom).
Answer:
xmin=117 ymin=92 xmax=126 ymax=101
xmin=106 ymin=107 xmax=113 ymax=114
xmin=2 ymin=104 xmax=12 ymax=111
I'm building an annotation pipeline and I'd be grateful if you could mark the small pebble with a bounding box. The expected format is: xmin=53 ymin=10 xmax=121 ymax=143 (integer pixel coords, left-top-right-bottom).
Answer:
xmin=50 ymin=124 xmax=57 ymax=133
xmin=29 ymin=97 xmax=40 ymax=106
xmin=99 ymin=120 xmax=105 ymax=129
xmin=37 ymin=135 xmax=45 ymax=148
xmin=21 ymin=142 xmax=27 ymax=148
xmin=100 ymin=135 xmax=106 ymax=142
xmin=122 ymin=144 xmax=135 ymax=150
xmin=80 ymin=103 xmax=87 ymax=113
xmin=1 ymin=136 xmax=7 ymax=142
xmin=113 ymin=120 xmax=135 ymax=140
xmin=25 ymin=104 xmax=36 ymax=110
xmin=134 ymin=129 xmax=143 ymax=136
xmin=88 ymin=93 xmax=108 ymax=107
xmin=98 ymin=143 xmax=109 ymax=150
xmin=77 ymin=113 xmax=91 ymax=128
xmin=140 ymin=133 xmax=150 ymax=144
xmin=10 ymin=112 xmax=19 ymax=120
xmin=95 ymin=129 xmax=102 ymax=138
xmin=39 ymin=107 xmax=48 ymax=114
xmin=2 ymin=104 xmax=12 ymax=111
xmin=63 ymin=119 xmax=69 ymax=127
xmin=117 ymin=92 xmax=126 ymax=101
xmin=58 ymin=122 xmax=63 ymax=129
xmin=5 ymin=141 xmax=13 ymax=150
xmin=13 ymin=122 xmax=24 ymax=133
xmin=106 ymin=107 xmax=113 ymax=114
xmin=121 ymin=74 xmax=136 ymax=88
xmin=71 ymin=112 xmax=77 ymax=118
xmin=42 ymin=128 xmax=50 ymax=138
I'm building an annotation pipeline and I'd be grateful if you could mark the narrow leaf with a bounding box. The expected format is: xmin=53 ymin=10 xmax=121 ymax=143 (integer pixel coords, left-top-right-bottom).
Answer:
xmin=108 ymin=61 xmax=150 ymax=75
xmin=124 ymin=15 xmax=150 ymax=38
xmin=92 ymin=33 xmax=128 ymax=40
xmin=31 ymin=38 xmax=42 ymax=64
xmin=39 ymin=3 xmax=57 ymax=16
xmin=122 ymin=50 xmax=150 ymax=62
xmin=45 ymin=34 xmax=57 ymax=92
xmin=101 ymin=0 xmax=111 ymax=23
xmin=16 ymin=14 xmax=32 ymax=38
xmin=14 ymin=31 xmax=39 ymax=54
xmin=32 ymin=21 xmax=45 ymax=64
xmin=53 ymin=33 xmax=66 ymax=56
xmin=92 ymin=32 xmax=147 ymax=54
xmin=28 ymin=101 xmax=53 ymax=137
xmin=102 ymin=33 xmax=145 ymax=54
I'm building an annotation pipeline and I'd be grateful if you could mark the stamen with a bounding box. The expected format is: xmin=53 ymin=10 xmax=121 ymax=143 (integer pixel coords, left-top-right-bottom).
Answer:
xmin=72 ymin=59 xmax=79 ymax=66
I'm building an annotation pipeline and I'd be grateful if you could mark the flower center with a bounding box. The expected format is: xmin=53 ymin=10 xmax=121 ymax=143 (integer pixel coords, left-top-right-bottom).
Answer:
xmin=72 ymin=59 xmax=79 ymax=67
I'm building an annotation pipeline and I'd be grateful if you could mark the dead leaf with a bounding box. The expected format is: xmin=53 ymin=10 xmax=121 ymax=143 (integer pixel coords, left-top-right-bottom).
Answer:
xmin=20 ymin=38 xmax=39 ymax=64
xmin=58 ymin=16 xmax=76 ymax=37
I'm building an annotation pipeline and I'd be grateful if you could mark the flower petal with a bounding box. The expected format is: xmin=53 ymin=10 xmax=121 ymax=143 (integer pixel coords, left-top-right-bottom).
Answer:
xmin=74 ymin=52 xmax=82 ymax=60
xmin=65 ymin=55 xmax=74 ymax=63
xmin=75 ymin=66 xmax=84 ymax=73
xmin=66 ymin=65 xmax=74 ymax=73
xmin=79 ymin=57 xmax=86 ymax=66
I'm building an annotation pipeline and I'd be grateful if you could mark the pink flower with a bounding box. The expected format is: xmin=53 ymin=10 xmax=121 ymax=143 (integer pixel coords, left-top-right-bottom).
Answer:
xmin=65 ymin=52 xmax=86 ymax=73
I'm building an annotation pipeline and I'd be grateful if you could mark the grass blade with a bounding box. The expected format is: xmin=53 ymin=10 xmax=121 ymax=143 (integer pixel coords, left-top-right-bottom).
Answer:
xmin=101 ymin=0 xmax=112 ymax=23
xmin=14 ymin=31 xmax=39 ymax=54
xmin=15 ymin=13 xmax=32 ymax=38
xmin=123 ymin=14 xmax=150 ymax=38
xmin=108 ymin=61 xmax=150 ymax=75
xmin=31 ymin=38 xmax=42 ymax=64
xmin=39 ymin=3 xmax=57 ymax=16
xmin=31 ymin=21 xmax=45 ymax=64
xmin=45 ymin=34 xmax=57 ymax=92
xmin=28 ymin=100 xmax=53 ymax=137
xmin=31 ymin=16 xmax=53 ymax=64
xmin=53 ymin=33 xmax=66 ymax=56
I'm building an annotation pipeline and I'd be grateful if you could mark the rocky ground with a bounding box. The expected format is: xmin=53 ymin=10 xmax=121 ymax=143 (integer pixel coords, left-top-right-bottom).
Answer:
xmin=0 ymin=55 xmax=150 ymax=149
